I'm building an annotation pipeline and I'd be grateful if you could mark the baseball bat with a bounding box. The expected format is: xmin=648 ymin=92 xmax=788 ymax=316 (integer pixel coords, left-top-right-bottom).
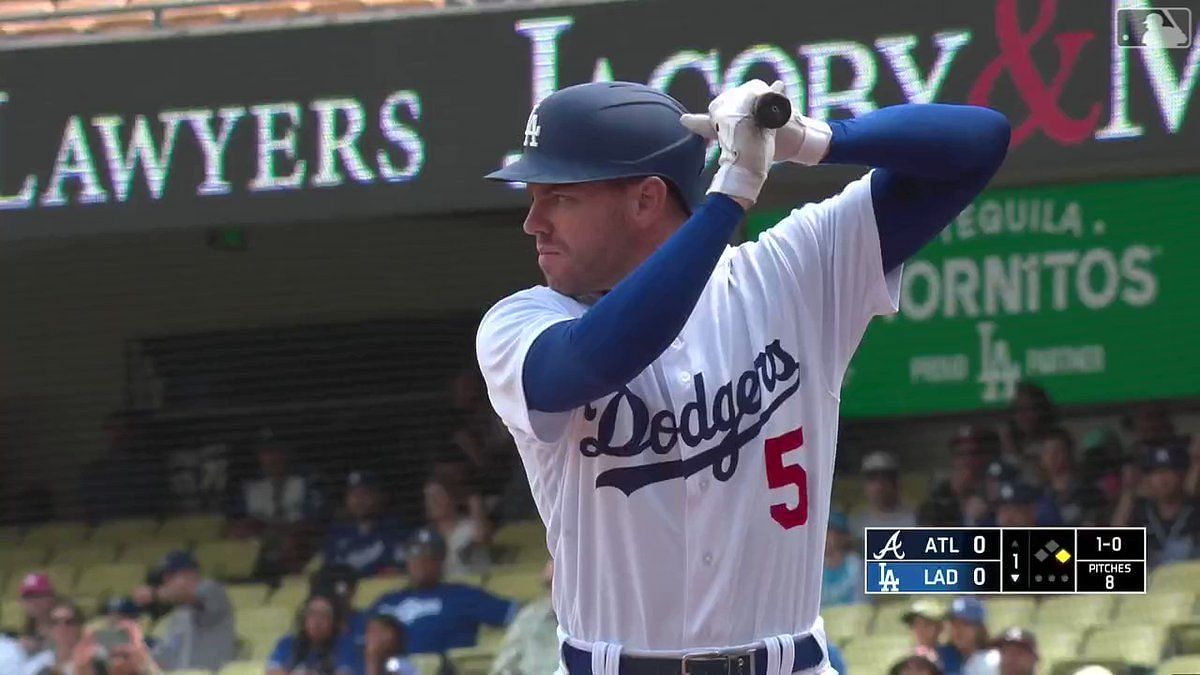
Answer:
xmin=752 ymin=92 xmax=792 ymax=129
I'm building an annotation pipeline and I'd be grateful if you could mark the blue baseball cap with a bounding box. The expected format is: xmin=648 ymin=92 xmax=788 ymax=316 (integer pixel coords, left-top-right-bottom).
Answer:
xmin=1140 ymin=440 xmax=1189 ymax=471
xmin=161 ymin=550 xmax=199 ymax=574
xmin=406 ymin=527 xmax=447 ymax=559
xmin=949 ymin=597 xmax=986 ymax=625
xmin=104 ymin=596 xmax=142 ymax=618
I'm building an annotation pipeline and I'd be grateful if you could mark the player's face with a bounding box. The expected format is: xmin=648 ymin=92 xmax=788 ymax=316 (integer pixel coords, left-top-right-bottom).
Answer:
xmin=523 ymin=182 xmax=641 ymax=296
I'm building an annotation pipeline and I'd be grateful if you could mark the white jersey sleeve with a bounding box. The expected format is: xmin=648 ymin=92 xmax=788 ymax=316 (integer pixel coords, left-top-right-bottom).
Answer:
xmin=743 ymin=170 xmax=902 ymax=396
xmin=476 ymin=288 xmax=578 ymax=443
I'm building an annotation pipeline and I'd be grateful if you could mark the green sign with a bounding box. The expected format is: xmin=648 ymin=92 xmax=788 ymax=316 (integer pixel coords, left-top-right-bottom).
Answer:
xmin=746 ymin=175 xmax=1200 ymax=418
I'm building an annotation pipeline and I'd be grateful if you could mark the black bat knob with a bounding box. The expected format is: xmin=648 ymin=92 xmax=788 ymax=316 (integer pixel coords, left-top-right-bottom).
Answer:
xmin=752 ymin=92 xmax=792 ymax=129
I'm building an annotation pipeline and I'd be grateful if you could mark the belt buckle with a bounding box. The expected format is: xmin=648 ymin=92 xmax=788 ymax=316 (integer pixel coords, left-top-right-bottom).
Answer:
xmin=680 ymin=651 xmax=754 ymax=675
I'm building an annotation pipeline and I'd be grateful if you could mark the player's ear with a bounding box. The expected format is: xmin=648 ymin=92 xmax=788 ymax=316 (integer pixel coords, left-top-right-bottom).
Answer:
xmin=631 ymin=176 xmax=669 ymax=226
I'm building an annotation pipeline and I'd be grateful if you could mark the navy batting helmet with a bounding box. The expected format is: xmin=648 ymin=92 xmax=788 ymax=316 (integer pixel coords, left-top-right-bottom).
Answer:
xmin=485 ymin=82 xmax=707 ymax=211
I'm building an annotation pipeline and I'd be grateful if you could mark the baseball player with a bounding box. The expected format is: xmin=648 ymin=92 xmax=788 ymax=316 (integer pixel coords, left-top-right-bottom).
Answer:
xmin=478 ymin=79 xmax=1009 ymax=674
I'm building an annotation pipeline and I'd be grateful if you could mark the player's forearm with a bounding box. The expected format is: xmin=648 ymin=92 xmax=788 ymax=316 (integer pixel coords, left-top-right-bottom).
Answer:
xmin=822 ymin=104 xmax=1011 ymax=272
xmin=523 ymin=194 xmax=744 ymax=413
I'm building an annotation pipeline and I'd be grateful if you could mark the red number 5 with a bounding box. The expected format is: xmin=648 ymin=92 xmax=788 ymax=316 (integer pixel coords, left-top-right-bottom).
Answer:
xmin=765 ymin=427 xmax=808 ymax=529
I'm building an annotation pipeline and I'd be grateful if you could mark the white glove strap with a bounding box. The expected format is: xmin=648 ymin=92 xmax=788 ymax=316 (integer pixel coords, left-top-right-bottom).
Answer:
xmin=784 ymin=116 xmax=833 ymax=166
xmin=708 ymin=163 xmax=764 ymax=202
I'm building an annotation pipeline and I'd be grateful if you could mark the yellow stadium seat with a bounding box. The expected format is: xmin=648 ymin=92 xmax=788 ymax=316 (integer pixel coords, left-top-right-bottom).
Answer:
xmin=53 ymin=542 xmax=119 ymax=570
xmin=1159 ymin=655 xmax=1200 ymax=675
xmin=409 ymin=653 xmax=444 ymax=675
xmin=194 ymin=540 xmax=260 ymax=581
xmin=0 ymin=545 xmax=50 ymax=572
xmin=842 ymin=635 xmax=912 ymax=674
xmin=478 ymin=624 xmax=506 ymax=650
xmin=1082 ymin=625 xmax=1166 ymax=666
xmin=226 ymin=583 xmax=271 ymax=610
xmin=872 ymin=597 xmax=942 ymax=634
xmin=90 ymin=518 xmax=160 ymax=545
xmin=6 ymin=564 xmax=77 ymax=597
xmin=74 ymin=562 xmax=145 ymax=600
xmin=23 ymin=522 xmax=90 ymax=549
xmin=1170 ymin=621 xmax=1200 ymax=655
xmin=303 ymin=553 xmax=324 ymax=574
xmin=1034 ymin=626 xmax=1086 ymax=665
xmin=447 ymin=645 xmax=496 ymax=675
xmin=269 ymin=581 xmax=309 ymax=612
xmin=1 ymin=599 xmax=22 ymax=631
xmin=151 ymin=611 xmax=174 ymax=640
xmin=356 ymin=576 xmax=405 ymax=609
xmin=1113 ymin=591 xmax=1195 ymax=625
xmin=492 ymin=521 xmax=546 ymax=552
xmin=821 ymin=603 xmax=874 ymax=646
xmin=119 ymin=541 xmax=182 ymax=568
xmin=486 ymin=568 xmax=545 ymax=603
xmin=1152 ymin=561 xmax=1200 ymax=593
xmin=984 ymin=597 xmax=1036 ymax=634
xmin=219 ymin=660 xmax=263 ymax=675
xmin=161 ymin=515 xmax=224 ymax=545
xmin=237 ymin=606 xmax=293 ymax=660
xmin=1035 ymin=595 xmax=1115 ymax=630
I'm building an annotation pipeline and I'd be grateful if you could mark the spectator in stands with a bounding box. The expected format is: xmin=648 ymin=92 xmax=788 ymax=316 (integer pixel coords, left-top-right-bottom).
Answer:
xmin=1127 ymin=401 xmax=1179 ymax=447
xmin=889 ymin=655 xmax=943 ymax=675
xmin=992 ymin=627 xmax=1037 ymax=675
xmin=370 ymin=528 xmax=518 ymax=654
xmin=941 ymin=598 xmax=991 ymax=675
xmin=89 ymin=620 xmax=160 ymax=675
xmin=849 ymin=451 xmax=916 ymax=534
xmin=227 ymin=429 xmax=325 ymax=576
xmin=447 ymin=369 xmax=520 ymax=505
xmin=268 ymin=591 xmax=360 ymax=675
xmin=490 ymin=560 xmax=557 ymax=675
xmin=310 ymin=564 xmax=368 ymax=647
xmin=423 ymin=476 xmax=493 ymax=576
xmin=994 ymin=481 xmax=1046 ymax=528
xmin=80 ymin=410 xmax=165 ymax=522
xmin=0 ymin=633 xmax=24 ymax=673
xmin=1034 ymin=428 xmax=1107 ymax=527
xmin=100 ymin=597 xmax=157 ymax=650
xmin=1112 ymin=440 xmax=1199 ymax=567
xmin=1080 ymin=429 xmax=1127 ymax=503
xmin=363 ymin=612 xmax=417 ymax=675
xmin=924 ymin=426 xmax=997 ymax=527
xmin=999 ymin=382 xmax=1058 ymax=463
xmin=132 ymin=550 xmax=237 ymax=671
xmin=902 ymin=600 xmax=953 ymax=667
xmin=324 ymin=471 xmax=409 ymax=579
xmin=22 ymin=598 xmax=85 ymax=674
xmin=821 ymin=512 xmax=865 ymax=607
xmin=18 ymin=573 xmax=56 ymax=654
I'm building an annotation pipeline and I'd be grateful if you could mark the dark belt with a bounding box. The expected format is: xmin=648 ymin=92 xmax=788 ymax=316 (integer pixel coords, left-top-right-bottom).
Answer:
xmin=562 ymin=635 xmax=825 ymax=675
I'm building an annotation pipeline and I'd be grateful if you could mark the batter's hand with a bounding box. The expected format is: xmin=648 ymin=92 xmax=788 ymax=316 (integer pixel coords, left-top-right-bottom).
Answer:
xmin=680 ymin=79 xmax=779 ymax=205
xmin=682 ymin=83 xmax=833 ymax=167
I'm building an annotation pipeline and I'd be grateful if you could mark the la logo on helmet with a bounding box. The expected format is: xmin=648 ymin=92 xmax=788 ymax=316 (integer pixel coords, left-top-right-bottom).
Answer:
xmin=523 ymin=110 xmax=541 ymax=148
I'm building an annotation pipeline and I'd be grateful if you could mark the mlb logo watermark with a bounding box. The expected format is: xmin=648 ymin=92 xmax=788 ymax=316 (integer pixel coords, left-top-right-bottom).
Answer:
xmin=1115 ymin=7 xmax=1193 ymax=48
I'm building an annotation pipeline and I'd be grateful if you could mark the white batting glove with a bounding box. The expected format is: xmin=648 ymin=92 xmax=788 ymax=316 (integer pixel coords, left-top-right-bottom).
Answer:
xmin=679 ymin=79 xmax=778 ymax=205
xmin=681 ymin=82 xmax=833 ymax=167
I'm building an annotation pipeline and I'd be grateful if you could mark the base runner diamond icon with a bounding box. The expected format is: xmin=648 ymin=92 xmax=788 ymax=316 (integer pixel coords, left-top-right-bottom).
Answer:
xmin=1056 ymin=549 xmax=1072 ymax=563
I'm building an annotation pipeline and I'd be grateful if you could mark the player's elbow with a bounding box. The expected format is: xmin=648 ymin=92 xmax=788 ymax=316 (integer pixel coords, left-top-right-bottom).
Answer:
xmin=968 ymin=107 xmax=1011 ymax=177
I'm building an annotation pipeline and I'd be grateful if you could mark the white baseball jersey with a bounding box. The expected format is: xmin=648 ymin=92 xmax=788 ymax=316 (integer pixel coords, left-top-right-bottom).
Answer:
xmin=477 ymin=172 xmax=902 ymax=659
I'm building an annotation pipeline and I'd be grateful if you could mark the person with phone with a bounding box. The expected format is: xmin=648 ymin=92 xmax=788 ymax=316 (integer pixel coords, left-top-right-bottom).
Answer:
xmin=67 ymin=620 xmax=161 ymax=675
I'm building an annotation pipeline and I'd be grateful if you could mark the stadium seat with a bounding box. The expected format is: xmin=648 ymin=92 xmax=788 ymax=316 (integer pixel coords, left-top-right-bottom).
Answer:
xmin=23 ymin=522 xmax=90 ymax=549
xmin=119 ymin=541 xmax=181 ymax=568
xmin=872 ymin=597 xmax=940 ymax=634
xmin=1082 ymin=625 xmax=1166 ymax=666
xmin=1168 ymin=621 xmax=1200 ymax=656
xmin=492 ymin=521 xmax=546 ymax=559
xmin=237 ymin=606 xmax=293 ymax=659
xmin=821 ymin=603 xmax=874 ymax=646
xmin=0 ymin=544 xmax=50 ymax=572
xmin=53 ymin=542 xmax=119 ymax=569
xmin=486 ymin=568 xmax=544 ymax=603
xmin=478 ymin=624 xmax=506 ymax=650
xmin=446 ymin=572 xmax=484 ymax=587
xmin=447 ymin=645 xmax=496 ymax=675
xmin=1152 ymin=561 xmax=1200 ymax=593
xmin=218 ymin=660 xmax=263 ymax=675
xmin=5 ymin=564 xmax=77 ymax=597
xmin=74 ymin=562 xmax=145 ymax=600
xmin=409 ymin=653 xmax=444 ymax=675
xmin=269 ymin=578 xmax=309 ymax=611
xmin=194 ymin=540 xmax=260 ymax=581
xmin=225 ymin=583 xmax=271 ymax=610
xmin=1113 ymin=591 xmax=1195 ymax=625
xmin=1035 ymin=595 xmax=1116 ymax=630
xmin=841 ymin=635 xmax=911 ymax=674
xmin=1034 ymin=626 xmax=1087 ymax=665
xmin=1 ymin=599 xmax=22 ymax=631
xmin=90 ymin=518 xmax=160 ymax=545
xmin=160 ymin=515 xmax=224 ymax=545
xmin=1158 ymin=655 xmax=1200 ymax=675
xmin=984 ymin=597 xmax=1036 ymax=634
xmin=356 ymin=575 xmax=405 ymax=609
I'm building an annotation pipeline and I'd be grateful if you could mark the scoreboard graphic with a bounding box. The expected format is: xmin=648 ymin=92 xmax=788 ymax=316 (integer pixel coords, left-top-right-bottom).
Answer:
xmin=865 ymin=528 xmax=1146 ymax=594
